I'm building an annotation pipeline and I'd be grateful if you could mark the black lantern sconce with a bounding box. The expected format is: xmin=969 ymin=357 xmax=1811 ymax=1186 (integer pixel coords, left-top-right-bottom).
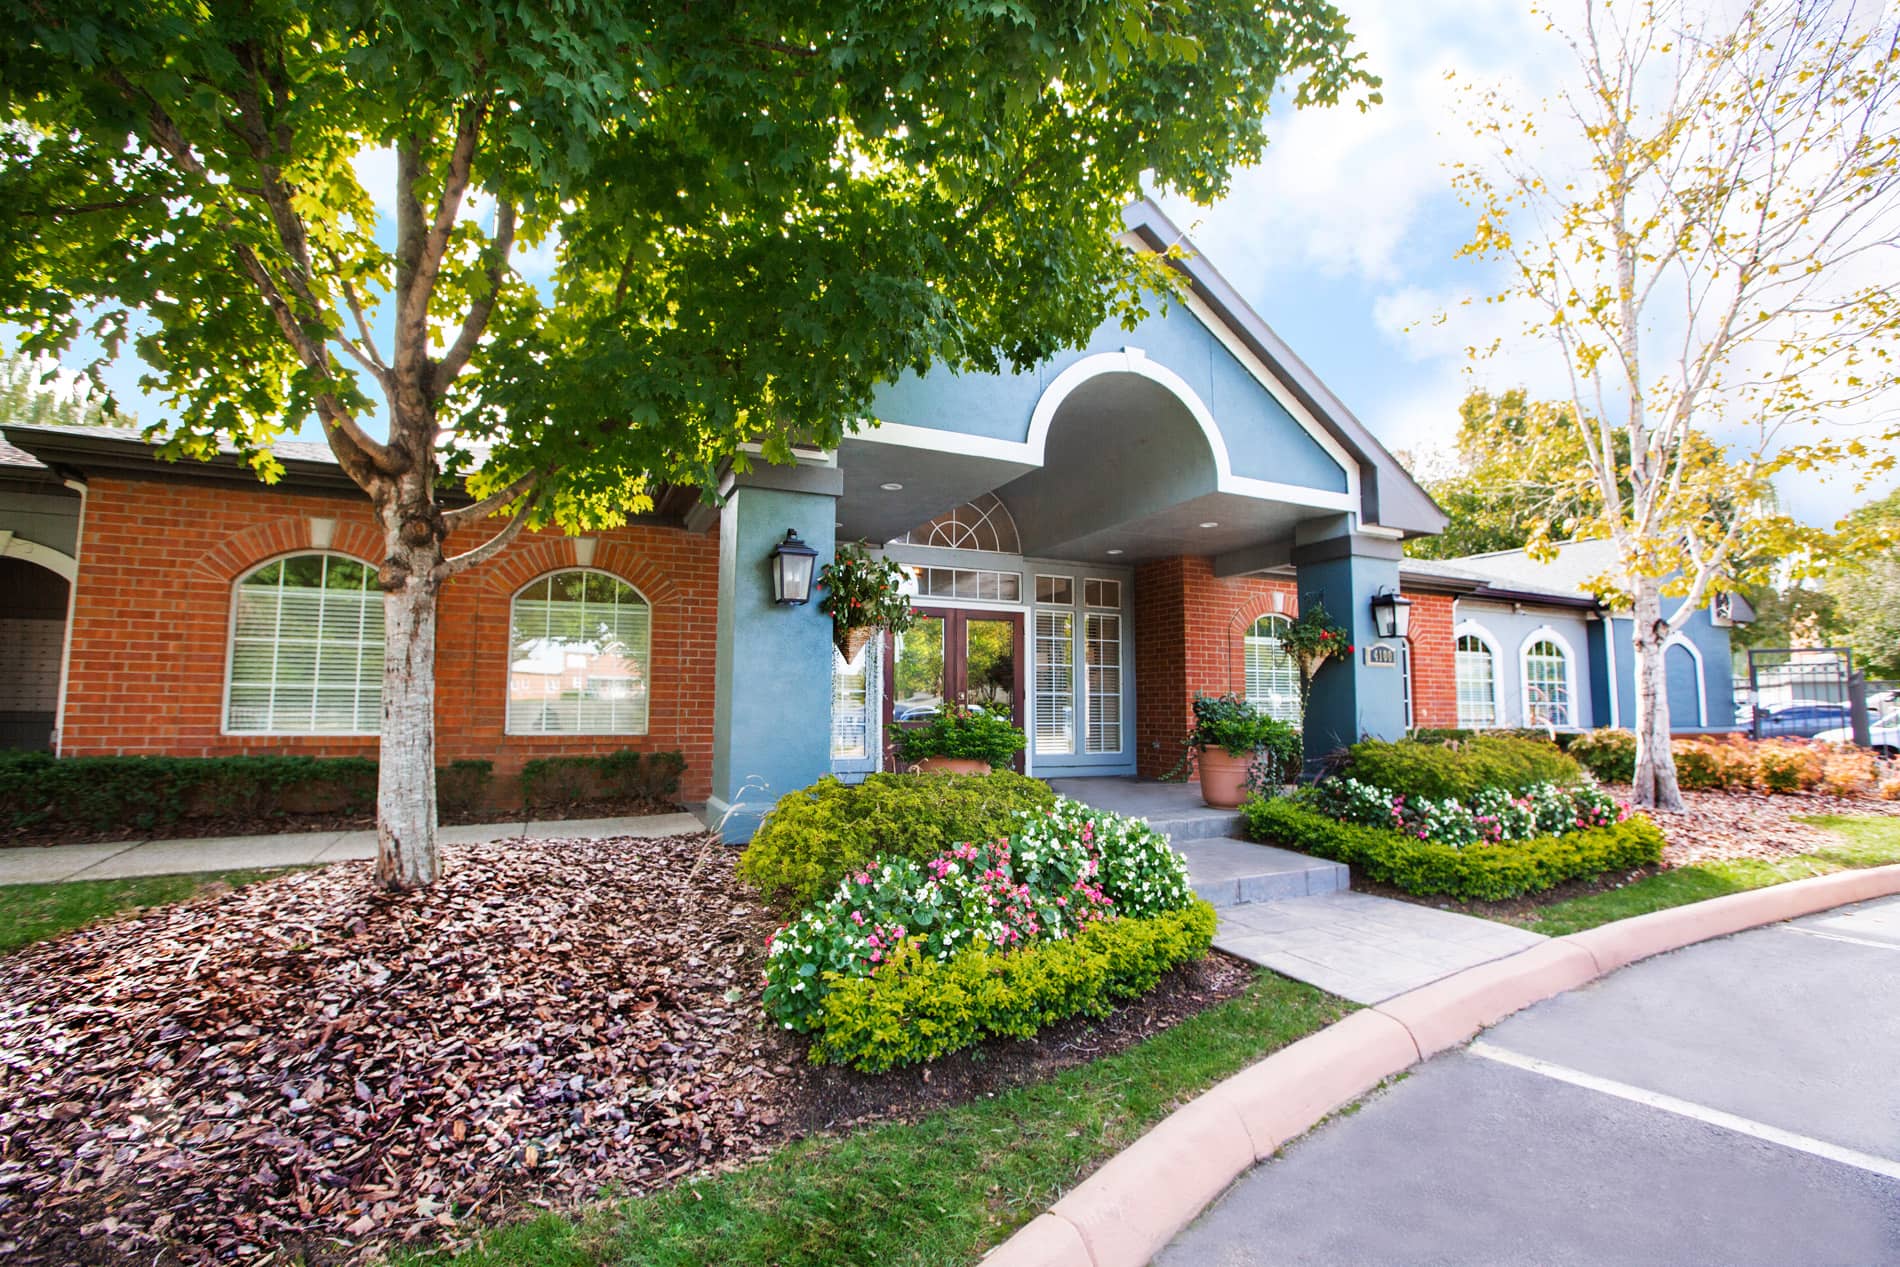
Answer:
xmin=769 ymin=529 xmax=819 ymax=605
xmin=1370 ymin=588 xmax=1412 ymax=640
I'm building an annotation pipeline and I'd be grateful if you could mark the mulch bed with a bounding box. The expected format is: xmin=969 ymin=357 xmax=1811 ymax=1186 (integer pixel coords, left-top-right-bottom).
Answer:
xmin=0 ymin=833 xmax=1253 ymax=1266
xmin=1 ymin=797 xmax=680 ymax=849
xmin=1601 ymin=784 xmax=1900 ymax=867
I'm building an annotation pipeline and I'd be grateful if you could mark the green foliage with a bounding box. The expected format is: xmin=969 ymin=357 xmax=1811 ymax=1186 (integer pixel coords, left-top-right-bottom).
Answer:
xmin=1338 ymin=736 xmax=1580 ymax=802
xmin=0 ymin=1 xmax=1377 ymax=504
xmin=819 ymin=544 xmax=915 ymax=655
xmin=738 ymin=772 xmax=1056 ymax=912
xmin=0 ymin=349 xmax=128 ymax=428
xmin=1244 ymin=798 xmax=1664 ymax=902
xmin=890 ymin=704 xmax=1027 ymax=768
xmin=435 ymin=760 xmax=495 ymax=816
xmin=0 ymin=751 xmax=375 ymax=834
xmin=517 ymin=749 xmax=685 ymax=809
xmin=1820 ymin=487 xmax=1900 ymax=678
xmin=1181 ymin=692 xmax=1302 ymax=762
xmin=811 ymin=902 xmax=1218 ymax=1072
xmin=1567 ymin=728 xmax=1638 ymax=783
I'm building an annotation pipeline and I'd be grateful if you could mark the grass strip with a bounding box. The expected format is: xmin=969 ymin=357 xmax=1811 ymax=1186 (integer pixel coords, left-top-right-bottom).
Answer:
xmin=404 ymin=969 xmax=1349 ymax=1267
xmin=1518 ymin=815 xmax=1900 ymax=937
xmin=0 ymin=868 xmax=290 ymax=954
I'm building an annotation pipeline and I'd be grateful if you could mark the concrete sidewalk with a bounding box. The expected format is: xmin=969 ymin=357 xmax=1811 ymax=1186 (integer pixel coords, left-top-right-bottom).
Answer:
xmin=0 ymin=811 xmax=708 ymax=885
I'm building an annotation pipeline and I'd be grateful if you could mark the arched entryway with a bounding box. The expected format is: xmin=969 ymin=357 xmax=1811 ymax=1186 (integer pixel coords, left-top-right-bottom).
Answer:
xmin=1 ymin=555 xmax=70 ymax=750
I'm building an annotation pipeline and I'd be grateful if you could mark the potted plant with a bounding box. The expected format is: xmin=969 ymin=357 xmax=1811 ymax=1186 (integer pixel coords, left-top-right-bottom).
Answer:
xmin=1278 ymin=600 xmax=1354 ymax=730
xmin=818 ymin=542 xmax=916 ymax=660
xmin=1175 ymin=692 xmax=1302 ymax=807
xmin=891 ymin=702 xmax=1027 ymax=774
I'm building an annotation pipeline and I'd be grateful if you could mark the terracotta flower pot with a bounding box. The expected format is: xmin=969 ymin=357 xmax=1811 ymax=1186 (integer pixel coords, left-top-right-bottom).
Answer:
xmin=1197 ymin=747 xmax=1251 ymax=808
xmin=912 ymin=756 xmax=992 ymax=776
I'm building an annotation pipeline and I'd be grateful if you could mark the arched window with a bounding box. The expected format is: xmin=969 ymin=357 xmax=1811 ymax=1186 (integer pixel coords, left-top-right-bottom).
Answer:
xmin=508 ymin=570 xmax=651 ymax=735
xmin=1455 ymin=631 xmax=1499 ymax=728
xmin=1244 ymin=614 xmax=1300 ymax=724
xmin=227 ymin=553 xmax=382 ymax=734
xmin=1522 ymin=634 xmax=1574 ymax=728
xmin=893 ymin=493 xmax=1021 ymax=553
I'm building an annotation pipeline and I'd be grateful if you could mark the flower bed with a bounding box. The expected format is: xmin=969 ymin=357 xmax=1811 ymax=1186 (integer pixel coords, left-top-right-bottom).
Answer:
xmin=761 ymin=798 xmax=1207 ymax=1066
xmin=1245 ymin=797 xmax=1664 ymax=902
xmin=1307 ymin=776 xmax=1626 ymax=845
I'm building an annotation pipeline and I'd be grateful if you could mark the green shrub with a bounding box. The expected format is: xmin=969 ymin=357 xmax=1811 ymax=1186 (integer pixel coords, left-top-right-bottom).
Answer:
xmin=436 ymin=759 xmax=495 ymax=815
xmin=1568 ymin=729 xmax=1638 ymax=783
xmin=1411 ymin=726 xmax=1569 ymax=748
xmin=739 ymin=772 xmax=1057 ymax=911
xmin=812 ymin=902 xmax=1217 ymax=1071
xmin=890 ymin=704 xmax=1027 ymax=768
xmin=0 ymin=752 xmax=376 ymax=834
xmin=1243 ymin=797 xmax=1663 ymax=902
xmin=518 ymin=749 xmax=686 ymax=808
xmin=1339 ymin=736 xmax=1580 ymax=801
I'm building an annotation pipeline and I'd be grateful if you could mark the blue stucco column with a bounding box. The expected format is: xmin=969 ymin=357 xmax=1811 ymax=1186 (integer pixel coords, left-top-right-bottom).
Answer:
xmin=1293 ymin=524 xmax=1406 ymax=769
xmin=704 ymin=466 xmax=842 ymax=842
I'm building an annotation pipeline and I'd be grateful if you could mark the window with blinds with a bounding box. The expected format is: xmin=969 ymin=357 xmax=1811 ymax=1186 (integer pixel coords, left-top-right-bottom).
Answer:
xmin=1034 ymin=609 xmax=1075 ymax=755
xmin=831 ymin=643 xmax=871 ymax=760
xmin=1243 ymin=614 xmax=1301 ymax=724
xmin=227 ymin=553 xmax=382 ymax=734
xmin=1524 ymin=638 xmax=1572 ymax=727
xmin=1085 ymin=611 xmax=1122 ymax=753
xmin=508 ymin=570 xmax=651 ymax=735
xmin=1455 ymin=634 xmax=1497 ymax=727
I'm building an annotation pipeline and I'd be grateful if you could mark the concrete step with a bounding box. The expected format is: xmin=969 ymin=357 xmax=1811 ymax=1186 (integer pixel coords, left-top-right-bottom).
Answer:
xmin=1146 ymin=807 xmax=1248 ymax=844
xmin=1176 ymin=835 xmax=1349 ymax=909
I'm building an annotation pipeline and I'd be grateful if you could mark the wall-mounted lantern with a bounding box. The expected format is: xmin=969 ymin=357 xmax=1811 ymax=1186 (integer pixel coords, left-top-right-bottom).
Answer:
xmin=770 ymin=529 xmax=819 ymax=605
xmin=1370 ymin=588 xmax=1412 ymax=640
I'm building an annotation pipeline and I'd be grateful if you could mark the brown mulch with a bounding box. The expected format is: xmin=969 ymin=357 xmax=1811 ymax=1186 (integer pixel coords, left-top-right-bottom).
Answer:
xmin=1600 ymin=784 xmax=1900 ymax=867
xmin=0 ymin=834 xmax=1254 ymax=1266
xmin=2 ymin=796 xmax=680 ymax=849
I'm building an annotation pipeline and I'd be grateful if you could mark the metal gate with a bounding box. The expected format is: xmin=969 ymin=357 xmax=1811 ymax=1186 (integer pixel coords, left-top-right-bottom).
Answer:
xmin=1746 ymin=648 xmax=1853 ymax=738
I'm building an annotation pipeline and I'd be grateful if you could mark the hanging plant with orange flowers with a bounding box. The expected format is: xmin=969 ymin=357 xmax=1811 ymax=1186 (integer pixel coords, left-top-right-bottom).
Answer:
xmin=1277 ymin=600 xmax=1355 ymax=720
xmin=819 ymin=542 xmax=916 ymax=661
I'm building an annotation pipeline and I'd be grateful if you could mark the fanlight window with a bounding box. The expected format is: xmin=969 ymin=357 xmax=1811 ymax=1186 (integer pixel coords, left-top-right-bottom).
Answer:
xmin=1524 ymin=637 xmax=1572 ymax=728
xmin=1455 ymin=634 xmax=1498 ymax=728
xmin=893 ymin=493 xmax=1021 ymax=553
xmin=508 ymin=570 xmax=651 ymax=735
xmin=227 ymin=553 xmax=382 ymax=734
xmin=1244 ymin=614 xmax=1301 ymax=724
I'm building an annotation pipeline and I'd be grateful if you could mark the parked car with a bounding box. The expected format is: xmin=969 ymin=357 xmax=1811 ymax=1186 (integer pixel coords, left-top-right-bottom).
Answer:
xmin=1753 ymin=700 xmax=1853 ymax=738
xmin=1815 ymin=711 xmax=1900 ymax=756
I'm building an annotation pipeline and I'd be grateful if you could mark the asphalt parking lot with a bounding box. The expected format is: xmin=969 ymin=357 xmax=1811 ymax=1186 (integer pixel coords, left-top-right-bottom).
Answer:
xmin=1157 ymin=896 xmax=1900 ymax=1267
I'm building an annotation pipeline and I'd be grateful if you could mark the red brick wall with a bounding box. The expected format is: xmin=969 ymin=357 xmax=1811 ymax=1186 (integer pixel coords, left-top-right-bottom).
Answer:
xmin=60 ymin=477 xmax=719 ymax=798
xmin=1132 ymin=558 xmax=1461 ymax=774
xmin=1404 ymin=590 xmax=1459 ymax=730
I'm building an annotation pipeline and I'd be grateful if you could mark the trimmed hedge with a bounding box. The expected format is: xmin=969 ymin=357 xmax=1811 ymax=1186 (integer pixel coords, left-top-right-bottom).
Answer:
xmin=0 ymin=752 xmax=379 ymax=834
xmin=518 ymin=748 xmax=686 ymax=808
xmin=738 ymin=771 xmax=1057 ymax=911
xmin=812 ymin=901 xmax=1218 ymax=1072
xmin=1244 ymin=797 xmax=1664 ymax=902
xmin=1340 ymin=736 xmax=1580 ymax=802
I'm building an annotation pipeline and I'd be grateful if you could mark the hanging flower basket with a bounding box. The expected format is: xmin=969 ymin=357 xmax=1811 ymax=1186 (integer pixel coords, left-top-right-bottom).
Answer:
xmin=1278 ymin=601 xmax=1355 ymax=722
xmin=819 ymin=543 xmax=916 ymax=659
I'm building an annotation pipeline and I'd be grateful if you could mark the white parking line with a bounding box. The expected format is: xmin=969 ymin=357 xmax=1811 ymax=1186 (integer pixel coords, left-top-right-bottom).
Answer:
xmin=1467 ymin=1041 xmax=1900 ymax=1182
xmin=1779 ymin=925 xmax=1900 ymax=953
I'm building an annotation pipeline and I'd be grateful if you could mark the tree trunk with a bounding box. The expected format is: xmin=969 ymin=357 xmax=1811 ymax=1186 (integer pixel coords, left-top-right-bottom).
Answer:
xmin=1629 ymin=578 xmax=1684 ymax=812
xmin=376 ymin=552 xmax=441 ymax=889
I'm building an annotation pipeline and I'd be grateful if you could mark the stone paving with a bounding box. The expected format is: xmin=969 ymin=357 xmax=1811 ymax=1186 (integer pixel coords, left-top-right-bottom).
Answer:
xmin=1052 ymin=776 xmax=1548 ymax=1005
xmin=0 ymin=812 xmax=708 ymax=885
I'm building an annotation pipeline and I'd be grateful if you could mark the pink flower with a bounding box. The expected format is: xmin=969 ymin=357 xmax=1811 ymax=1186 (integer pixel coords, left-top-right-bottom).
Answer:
xmin=850 ymin=910 xmax=865 ymax=925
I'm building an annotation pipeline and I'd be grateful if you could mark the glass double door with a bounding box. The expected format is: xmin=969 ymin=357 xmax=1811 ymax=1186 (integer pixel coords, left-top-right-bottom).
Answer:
xmin=885 ymin=607 xmax=1024 ymax=770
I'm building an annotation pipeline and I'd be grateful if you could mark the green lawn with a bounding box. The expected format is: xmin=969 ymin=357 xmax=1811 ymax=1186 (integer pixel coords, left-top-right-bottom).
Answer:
xmin=0 ymin=869 xmax=291 ymax=954
xmin=1518 ymin=815 xmax=1900 ymax=937
xmin=401 ymin=970 xmax=1350 ymax=1267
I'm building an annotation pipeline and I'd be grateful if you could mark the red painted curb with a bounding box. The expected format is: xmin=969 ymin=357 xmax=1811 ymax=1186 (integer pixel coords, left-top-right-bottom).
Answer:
xmin=977 ymin=864 xmax=1900 ymax=1267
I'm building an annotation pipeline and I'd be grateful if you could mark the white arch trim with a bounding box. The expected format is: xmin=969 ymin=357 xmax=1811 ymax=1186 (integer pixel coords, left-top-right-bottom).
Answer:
xmin=0 ymin=531 xmax=76 ymax=582
xmin=1452 ymin=619 xmax=1504 ymax=728
xmin=854 ymin=348 xmax=1359 ymax=515
xmin=1518 ymin=625 xmax=1581 ymax=730
xmin=1663 ymin=632 xmax=1708 ymax=727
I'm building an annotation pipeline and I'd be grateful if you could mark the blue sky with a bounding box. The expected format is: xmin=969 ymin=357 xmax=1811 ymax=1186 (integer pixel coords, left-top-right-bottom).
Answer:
xmin=35 ymin=0 xmax=1899 ymax=526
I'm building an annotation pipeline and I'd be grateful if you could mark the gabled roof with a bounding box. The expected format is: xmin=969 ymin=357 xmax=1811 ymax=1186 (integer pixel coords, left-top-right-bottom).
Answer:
xmin=1398 ymin=550 xmax=1602 ymax=610
xmin=1120 ymin=199 xmax=1448 ymax=538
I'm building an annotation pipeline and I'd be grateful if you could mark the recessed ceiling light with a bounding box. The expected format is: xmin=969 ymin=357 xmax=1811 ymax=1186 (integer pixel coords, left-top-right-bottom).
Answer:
xmin=880 ymin=481 xmax=904 ymax=491
xmin=1198 ymin=521 xmax=1220 ymax=529
xmin=1106 ymin=548 xmax=1125 ymax=556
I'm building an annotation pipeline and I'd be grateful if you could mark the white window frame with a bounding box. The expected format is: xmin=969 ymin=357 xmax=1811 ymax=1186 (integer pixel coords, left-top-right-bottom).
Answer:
xmin=1518 ymin=626 xmax=1579 ymax=730
xmin=222 ymin=551 xmax=383 ymax=737
xmin=506 ymin=568 xmax=653 ymax=737
xmin=1453 ymin=620 xmax=1503 ymax=730
xmin=1243 ymin=613 xmax=1302 ymax=725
